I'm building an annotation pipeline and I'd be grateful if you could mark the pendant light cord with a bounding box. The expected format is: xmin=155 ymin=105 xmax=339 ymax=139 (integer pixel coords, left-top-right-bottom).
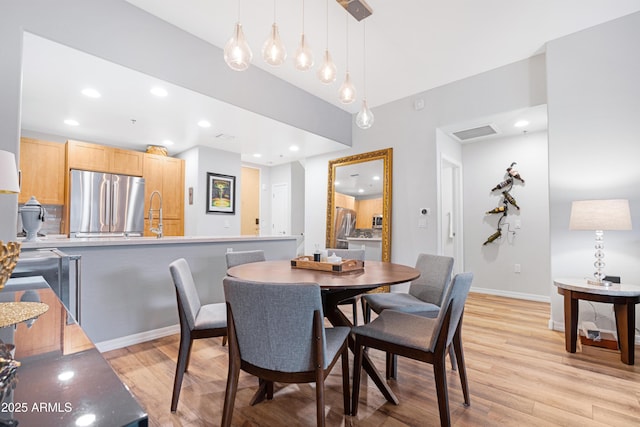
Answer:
xmin=345 ymin=15 xmax=349 ymax=71
xmin=325 ymin=0 xmax=329 ymax=47
xmin=363 ymin=21 xmax=367 ymax=98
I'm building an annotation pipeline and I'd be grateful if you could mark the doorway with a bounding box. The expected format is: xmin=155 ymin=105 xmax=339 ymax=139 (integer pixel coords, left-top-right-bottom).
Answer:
xmin=439 ymin=156 xmax=464 ymax=275
xmin=271 ymin=183 xmax=290 ymax=235
xmin=240 ymin=166 xmax=260 ymax=235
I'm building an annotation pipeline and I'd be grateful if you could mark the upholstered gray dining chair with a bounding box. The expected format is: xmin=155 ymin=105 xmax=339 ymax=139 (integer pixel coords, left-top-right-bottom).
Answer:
xmin=363 ymin=253 xmax=454 ymax=321
xmin=225 ymin=249 xmax=266 ymax=269
xmin=326 ymin=248 xmax=365 ymax=325
xmin=222 ymin=277 xmax=351 ymax=427
xmin=362 ymin=253 xmax=454 ymax=377
xmin=352 ymin=272 xmax=474 ymax=427
xmin=169 ymin=258 xmax=227 ymax=412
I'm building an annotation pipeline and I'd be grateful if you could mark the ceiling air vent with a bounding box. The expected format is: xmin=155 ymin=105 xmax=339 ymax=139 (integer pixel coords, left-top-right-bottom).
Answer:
xmin=452 ymin=124 xmax=498 ymax=141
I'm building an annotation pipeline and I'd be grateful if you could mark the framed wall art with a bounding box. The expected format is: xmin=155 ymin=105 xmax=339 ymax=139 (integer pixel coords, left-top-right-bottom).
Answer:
xmin=206 ymin=172 xmax=236 ymax=214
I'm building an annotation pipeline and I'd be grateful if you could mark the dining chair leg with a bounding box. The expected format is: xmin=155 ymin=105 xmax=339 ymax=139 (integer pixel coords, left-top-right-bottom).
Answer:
xmin=221 ymin=350 xmax=240 ymax=427
xmin=433 ymin=353 xmax=451 ymax=427
xmin=453 ymin=325 xmax=470 ymax=406
xmin=362 ymin=299 xmax=371 ymax=324
xmin=449 ymin=346 xmax=457 ymax=371
xmin=222 ymin=335 xmax=227 ymax=346
xmin=385 ymin=353 xmax=398 ymax=380
xmin=351 ymin=338 xmax=365 ymax=416
xmin=341 ymin=347 xmax=350 ymax=415
xmin=171 ymin=331 xmax=192 ymax=412
xmin=352 ymin=299 xmax=358 ymax=326
xmin=250 ymin=379 xmax=273 ymax=405
xmin=315 ymin=362 xmax=326 ymax=426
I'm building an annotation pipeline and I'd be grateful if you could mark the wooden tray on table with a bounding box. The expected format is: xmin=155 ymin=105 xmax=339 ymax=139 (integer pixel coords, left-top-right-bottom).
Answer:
xmin=291 ymin=256 xmax=364 ymax=274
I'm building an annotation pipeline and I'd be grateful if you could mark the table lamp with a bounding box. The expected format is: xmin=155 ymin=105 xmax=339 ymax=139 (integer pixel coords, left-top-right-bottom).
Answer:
xmin=0 ymin=149 xmax=21 ymax=289
xmin=569 ymin=199 xmax=632 ymax=286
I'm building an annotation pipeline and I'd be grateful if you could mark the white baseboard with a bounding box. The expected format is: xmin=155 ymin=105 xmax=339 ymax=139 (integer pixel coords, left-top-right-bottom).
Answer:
xmin=470 ymin=286 xmax=550 ymax=303
xmin=95 ymin=324 xmax=180 ymax=353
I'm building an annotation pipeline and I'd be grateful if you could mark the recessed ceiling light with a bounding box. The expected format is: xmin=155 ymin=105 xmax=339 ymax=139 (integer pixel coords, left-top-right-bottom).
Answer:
xmin=150 ymin=87 xmax=168 ymax=97
xmin=64 ymin=119 xmax=79 ymax=126
xmin=162 ymin=140 xmax=175 ymax=146
xmin=358 ymin=189 xmax=365 ymax=193
xmin=372 ymin=175 xmax=380 ymax=181
xmin=81 ymin=88 xmax=101 ymax=98
xmin=198 ymin=120 xmax=212 ymax=128
xmin=514 ymin=120 xmax=529 ymax=128
xmin=289 ymin=145 xmax=299 ymax=152
xmin=253 ymin=153 xmax=262 ymax=158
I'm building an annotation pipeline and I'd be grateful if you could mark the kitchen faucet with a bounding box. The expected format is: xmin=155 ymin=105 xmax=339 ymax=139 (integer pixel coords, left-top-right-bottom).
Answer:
xmin=149 ymin=190 xmax=163 ymax=238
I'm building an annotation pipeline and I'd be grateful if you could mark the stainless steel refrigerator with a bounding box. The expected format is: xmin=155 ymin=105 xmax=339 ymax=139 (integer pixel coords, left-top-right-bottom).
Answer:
xmin=69 ymin=169 xmax=145 ymax=237
xmin=333 ymin=207 xmax=357 ymax=249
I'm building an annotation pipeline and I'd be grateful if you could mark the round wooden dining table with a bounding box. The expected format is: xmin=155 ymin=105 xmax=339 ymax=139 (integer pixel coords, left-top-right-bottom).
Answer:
xmin=226 ymin=259 xmax=421 ymax=407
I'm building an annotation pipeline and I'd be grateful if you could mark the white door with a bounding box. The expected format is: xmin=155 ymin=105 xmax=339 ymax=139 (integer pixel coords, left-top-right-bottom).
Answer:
xmin=271 ymin=183 xmax=290 ymax=235
xmin=440 ymin=157 xmax=463 ymax=275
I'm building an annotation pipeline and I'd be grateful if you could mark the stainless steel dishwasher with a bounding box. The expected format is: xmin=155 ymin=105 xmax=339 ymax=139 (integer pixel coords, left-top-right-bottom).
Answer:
xmin=10 ymin=248 xmax=82 ymax=323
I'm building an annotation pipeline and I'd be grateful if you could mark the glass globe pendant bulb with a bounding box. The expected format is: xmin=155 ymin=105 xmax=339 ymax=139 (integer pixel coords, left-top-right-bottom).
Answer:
xmin=317 ymin=49 xmax=337 ymax=83
xmin=356 ymin=99 xmax=374 ymax=129
xmin=224 ymin=22 xmax=253 ymax=71
xmin=294 ymin=34 xmax=314 ymax=71
xmin=262 ymin=23 xmax=286 ymax=66
xmin=339 ymin=72 xmax=356 ymax=104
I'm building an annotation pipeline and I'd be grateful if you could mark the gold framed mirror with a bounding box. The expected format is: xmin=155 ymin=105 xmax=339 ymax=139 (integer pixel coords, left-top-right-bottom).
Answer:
xmin=326 ymin=148 xmax=393 ymax=262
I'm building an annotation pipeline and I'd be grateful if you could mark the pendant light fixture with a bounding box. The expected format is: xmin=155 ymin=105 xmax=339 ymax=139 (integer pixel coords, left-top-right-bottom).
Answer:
xmin=294 ymin=0 xmax=314 ymax=71
xmin=224 ymin=0 xmax=253 ymax=71
xmin=317 ymin=0 xmax=337 ymax=83
xmin=262 ymin=0 xmax=286 ymax=66
xmin=338 ymin=15 xmax=356 ymax=104
xmin=356 ymin=22 xmax=374 ymax=129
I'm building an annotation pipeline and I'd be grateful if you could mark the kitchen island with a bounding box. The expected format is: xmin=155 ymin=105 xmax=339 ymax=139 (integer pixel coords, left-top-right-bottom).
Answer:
xmin=19 ymin=235 xmax=298 ymax=351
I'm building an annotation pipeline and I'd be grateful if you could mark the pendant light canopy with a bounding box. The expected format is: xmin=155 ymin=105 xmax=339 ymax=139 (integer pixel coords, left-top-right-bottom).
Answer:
xmin=356 ymin=22 xmax=374 ymax=129
xmin=317 ymin=0 xmax=337 ymax=83
xmin=262 ymin=1 xmax=286 ymax=66
xmin=338 ymin=16 xmax=356 ymax=104
xmin=294 ymin=0 xmax=314 ymax=71
xmin=224 ymin=2 xmax=252 ymax=71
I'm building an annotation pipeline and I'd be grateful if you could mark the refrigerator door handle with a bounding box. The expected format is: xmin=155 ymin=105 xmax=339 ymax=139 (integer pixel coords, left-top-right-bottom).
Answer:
xmin=111 ymin=178 xmax=119 ymax=228
xmin=101 ymin=176 xmax=110 ymax=229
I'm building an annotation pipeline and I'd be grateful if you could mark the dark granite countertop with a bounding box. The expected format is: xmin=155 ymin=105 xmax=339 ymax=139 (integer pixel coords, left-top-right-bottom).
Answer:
xmin=1 ymin=277 xmax=148 ymax=427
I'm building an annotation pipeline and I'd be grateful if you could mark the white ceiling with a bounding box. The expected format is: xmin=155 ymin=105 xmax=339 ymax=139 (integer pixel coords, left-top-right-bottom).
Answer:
xmin=19 ymin=2 xmax=640 ymax=165
xmin=125 ymin=0 xmax=640 ymax=111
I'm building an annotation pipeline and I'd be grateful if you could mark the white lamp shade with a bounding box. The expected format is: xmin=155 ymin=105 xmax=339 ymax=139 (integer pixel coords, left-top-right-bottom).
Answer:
xmin=569 ymin=199 xmax=632 ymax=231
xmin=0 ymin=150 xmax=20 ymax=194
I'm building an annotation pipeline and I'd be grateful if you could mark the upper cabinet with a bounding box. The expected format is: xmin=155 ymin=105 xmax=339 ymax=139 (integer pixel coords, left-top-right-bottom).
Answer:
xmin=19 ymin=137 xmax=65 ymax=205
xmin=143 ymin=153 xmax=184 ymax=236
xmin=66 ymin=140 xmax=143 ymax=176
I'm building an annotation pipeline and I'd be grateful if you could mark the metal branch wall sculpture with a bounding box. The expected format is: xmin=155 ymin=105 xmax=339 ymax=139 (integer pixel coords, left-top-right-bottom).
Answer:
xmin=483 ymin=162 xmax=524 ymax=245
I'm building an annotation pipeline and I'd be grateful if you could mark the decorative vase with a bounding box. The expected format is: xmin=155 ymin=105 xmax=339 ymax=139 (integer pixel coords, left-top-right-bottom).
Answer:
xmin=0 ymin=241 xmax=21 ymax=290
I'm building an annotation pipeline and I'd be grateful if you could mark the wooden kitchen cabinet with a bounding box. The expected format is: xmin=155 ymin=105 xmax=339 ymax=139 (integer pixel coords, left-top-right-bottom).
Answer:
xmin=67 ymin=140 xmax=111 ymax=172
xmin=66 ymin=140 xmax=143 ymax=176
xmin=143 ymin=153 xmax=184 ymax=234
xmin=355 ymin=198 xmax=383 ymax=228
xmin=143 ymin=218 xmax=183 ymax=237
xmin=19 ymin=137 xmax=66 ymax=205
xmin=109 ymin=147 xmax=144 ymax=176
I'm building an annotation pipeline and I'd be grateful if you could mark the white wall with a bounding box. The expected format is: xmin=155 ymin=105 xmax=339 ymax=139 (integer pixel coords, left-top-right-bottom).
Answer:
xmin=305 ymin=54 xmax=547 ymax=267
xmin=463 ymin=130 xmax=550 ymax=300
xmin=180 ymin=145 xmax=241 ymax=236
xmin=0 ymin=0 xmax=350 ymax=241
xmin=546 ymin=12 xmax=640 ymax=332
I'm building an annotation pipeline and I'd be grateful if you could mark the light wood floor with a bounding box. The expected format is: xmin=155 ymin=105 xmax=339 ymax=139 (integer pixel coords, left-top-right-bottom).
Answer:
xmin=104 ymin=293 xmax=640 ymax=426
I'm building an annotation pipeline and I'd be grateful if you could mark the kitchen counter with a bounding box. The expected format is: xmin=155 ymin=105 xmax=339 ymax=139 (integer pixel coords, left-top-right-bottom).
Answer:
xmin=1 ymin=277 xmax=148 ymax=426
xmin=18 ymin=235 xmax=298 ymax=350
xmin=20 ymin=234 xmax=297 ymax=249
xmin=346 ymin=236 xmax=382 ymax=242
